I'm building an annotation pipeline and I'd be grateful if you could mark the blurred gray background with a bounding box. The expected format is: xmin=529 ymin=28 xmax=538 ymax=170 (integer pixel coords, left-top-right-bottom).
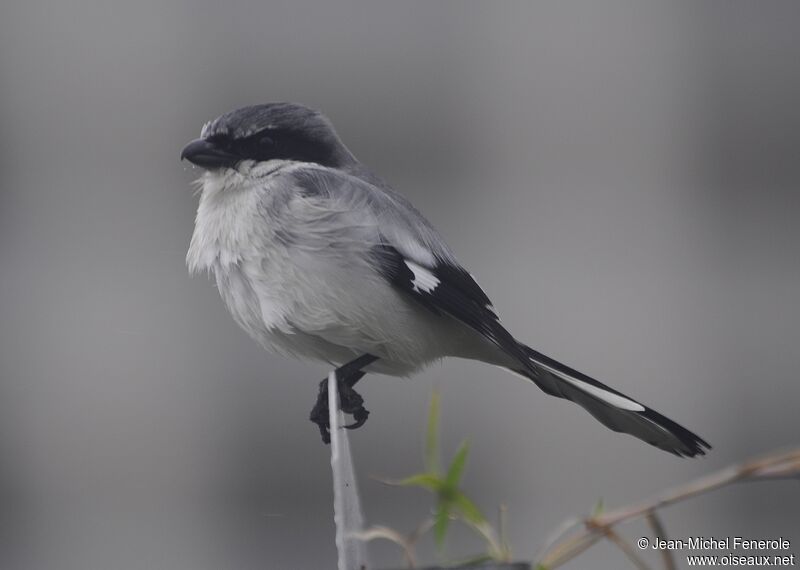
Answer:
xmin=1 ymin=1 xmax=799 ymax=569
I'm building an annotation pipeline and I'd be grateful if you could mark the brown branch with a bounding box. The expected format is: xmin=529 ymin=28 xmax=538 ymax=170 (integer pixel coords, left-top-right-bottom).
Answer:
xmin=603 ymin=528 xmax=653 ymax=570
xmin=536 ymin=447 xmax=800 ymax=569
xmin=537 ymin=530 xmax=605 ymax=569
xmin=594 ymin=449 xmax=800 ymax=529
xmin=645 ymin=511 xmax=675 ymax=570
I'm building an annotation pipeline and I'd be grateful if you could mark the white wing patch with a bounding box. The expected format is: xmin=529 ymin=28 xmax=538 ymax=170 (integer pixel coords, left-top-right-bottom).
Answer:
xmin=404 ymin=260 xmax=440 ymax=294
xmin=534 ymin=360 xmax=646 ymax=412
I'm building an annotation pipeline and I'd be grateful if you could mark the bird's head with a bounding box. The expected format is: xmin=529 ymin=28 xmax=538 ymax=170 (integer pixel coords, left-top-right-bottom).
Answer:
xmin=181 ymin=102 xmax=355 ymax=174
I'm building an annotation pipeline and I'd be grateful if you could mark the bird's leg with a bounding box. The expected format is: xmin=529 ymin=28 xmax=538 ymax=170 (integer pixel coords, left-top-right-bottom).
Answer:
xmin=309 ymin=354 xmax=379 ymax=444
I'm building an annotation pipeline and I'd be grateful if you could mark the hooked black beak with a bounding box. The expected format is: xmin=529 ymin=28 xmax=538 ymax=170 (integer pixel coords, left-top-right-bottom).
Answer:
xmin=180 ymin=138 xmax=239 ymax=169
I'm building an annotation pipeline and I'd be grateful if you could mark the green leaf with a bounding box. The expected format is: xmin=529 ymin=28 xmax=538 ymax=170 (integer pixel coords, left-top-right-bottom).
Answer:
xmin=445 ymin=440 xmax=470 ymax=489
xmin=425 ymin=390 xmax=441 ymax=475
xmin=396 ymin=473 xmax=444 ymax=492
xmin=452 ymin=491 xmax=486 ymax=525
xmin=433 ymin=501 xmax=452 ymax=549
xmin=591 ymin=498 xmax=604 ymax=517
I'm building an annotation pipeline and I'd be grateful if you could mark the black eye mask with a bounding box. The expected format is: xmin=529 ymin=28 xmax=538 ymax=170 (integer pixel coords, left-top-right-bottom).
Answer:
xmin=209 ymin=128 xmax=336 ymax=167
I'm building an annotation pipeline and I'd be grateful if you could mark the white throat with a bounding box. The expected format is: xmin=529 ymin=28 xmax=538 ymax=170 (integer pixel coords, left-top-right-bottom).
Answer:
xmin=185 ymin=161 xmax=285 ymax=272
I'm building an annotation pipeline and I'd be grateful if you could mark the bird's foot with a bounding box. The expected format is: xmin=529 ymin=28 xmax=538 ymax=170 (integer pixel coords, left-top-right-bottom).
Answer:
xmin=309 ymin=371 xmax=369 ymax=444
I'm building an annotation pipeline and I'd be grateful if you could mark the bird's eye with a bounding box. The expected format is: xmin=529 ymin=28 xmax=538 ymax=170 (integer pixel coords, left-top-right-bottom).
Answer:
xmin=208 ymin=135 xmax=232 ymax=150
xmin=259 ymin=135 xmax=275 ymax=147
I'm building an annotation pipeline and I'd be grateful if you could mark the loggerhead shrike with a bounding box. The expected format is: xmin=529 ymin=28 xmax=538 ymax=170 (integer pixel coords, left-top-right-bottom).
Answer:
xmin=181 ymin=102 xmax=709 ymax=456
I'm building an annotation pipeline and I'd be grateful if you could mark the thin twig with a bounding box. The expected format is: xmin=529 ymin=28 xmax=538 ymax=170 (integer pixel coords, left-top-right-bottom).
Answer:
xmin=594 ymin=449 xmax=800 ymax=528
xmin=406 ymin=518 xmax=435 ymax=562
xmin=645 ymin=511 xmax=675 ymax=570
xmin=463 ymin=519 xmax=504 ymax=560
xmin=536 ymin=447 xmax=800 ymax=569
xmin=537 ymin=530 xmax=604 ymax=569
xmin=533 ymin=516 xmax=583 ymax=563
xmin=353 ymin=517 xmax=435 ymax=569
xmin=499 ymin=504 xmax=511 ymax=560
xmin=602 ymin=528 xmax=652 ymax=570
xmin=352 ymin=526 xmax=416 ymax=568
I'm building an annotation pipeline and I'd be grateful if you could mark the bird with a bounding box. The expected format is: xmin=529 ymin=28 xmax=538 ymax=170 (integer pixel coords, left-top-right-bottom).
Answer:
xmin=181 ymin=102 xmax=710 ymax=457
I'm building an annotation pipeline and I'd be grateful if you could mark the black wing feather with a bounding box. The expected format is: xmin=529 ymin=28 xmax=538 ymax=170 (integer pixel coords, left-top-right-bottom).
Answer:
xmin=373 ymin=244 xmax=532 ymax=365
xmin=372 ymin=244 xmax=710 ymax=457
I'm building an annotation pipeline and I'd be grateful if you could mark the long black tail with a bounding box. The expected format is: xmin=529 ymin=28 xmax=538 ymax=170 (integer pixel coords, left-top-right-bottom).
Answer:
xmin=513 ymin=344 xmax=710 ymax=457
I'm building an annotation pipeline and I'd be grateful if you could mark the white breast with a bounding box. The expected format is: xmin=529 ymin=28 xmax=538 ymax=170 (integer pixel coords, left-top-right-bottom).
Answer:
xmin=187 ymin=169 xmax=292 ymax=333
xmin=187 ymin=170 xmax=263 ymax=274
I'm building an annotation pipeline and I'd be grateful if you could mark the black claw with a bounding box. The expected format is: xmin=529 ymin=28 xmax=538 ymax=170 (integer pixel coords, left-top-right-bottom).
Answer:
xmin=309 ymin=378 xmax=332 ymax=444
xmin=317 ymin=423 xmax=331 ymax=444
xmin=308 ymin=360 xmax=376 ymax=444
xmin=344 ymin=407 xmax=370 ymax=430
xmin=339 ymin=377 xmax=369 ymax=430
xmin=338 ymin=377 xmax=365 ymax=411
